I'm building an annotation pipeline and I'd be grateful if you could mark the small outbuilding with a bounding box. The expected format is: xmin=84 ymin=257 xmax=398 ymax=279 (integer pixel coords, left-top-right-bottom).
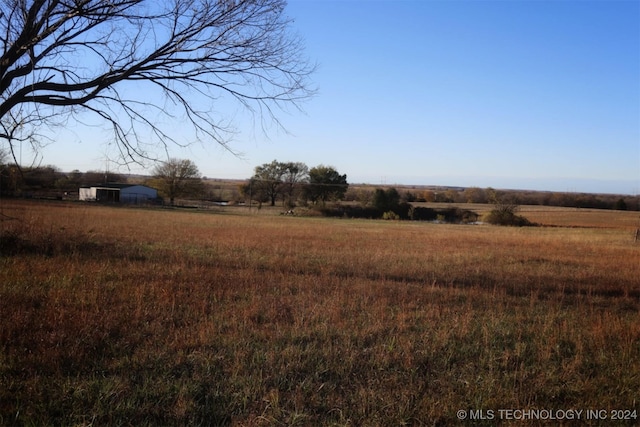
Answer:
xmin=79 ymin=184 xmax=158 ymax=204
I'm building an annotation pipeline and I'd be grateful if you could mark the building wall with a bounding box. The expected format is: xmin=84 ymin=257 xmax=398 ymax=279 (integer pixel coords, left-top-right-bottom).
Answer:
xmin=79 ymin=185 xmax=157 ymax=203
xmin=96 ymin=188 xmax=120 ymax=202
xmin=79 ymin=187 xmax=97 ymax=201
xmin=120 ymin=185 xmax=158 ymax=204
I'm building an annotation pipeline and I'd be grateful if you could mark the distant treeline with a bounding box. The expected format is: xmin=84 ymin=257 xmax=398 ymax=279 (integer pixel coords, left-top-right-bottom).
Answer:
xmin=343 ymin=186 xmax=639 ymax=212
xmin=1 ymin=164 xmax=637 ymax=211
xmin=0 ymin=165 xmax=126 ymax=198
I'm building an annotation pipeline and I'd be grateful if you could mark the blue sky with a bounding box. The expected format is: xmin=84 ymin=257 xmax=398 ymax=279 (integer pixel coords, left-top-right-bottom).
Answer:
xmin=40 ymin=0 xmax=639 ymax=194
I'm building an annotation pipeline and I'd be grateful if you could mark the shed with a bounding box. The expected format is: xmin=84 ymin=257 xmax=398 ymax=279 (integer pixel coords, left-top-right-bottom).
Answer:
xmin=79 ymin=184 xmax=158 ymax=204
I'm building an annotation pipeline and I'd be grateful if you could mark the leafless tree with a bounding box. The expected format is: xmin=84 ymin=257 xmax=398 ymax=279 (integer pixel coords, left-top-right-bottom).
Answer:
xmin=281 ymin=161 xmax=307 ymax=206
xmin=247 ymin=159 xmax=286 ymax=206
xmin=150 ymin=158 xmax=203 ymax=205
xmin=0 ymin=0 xmax=315 ymax=165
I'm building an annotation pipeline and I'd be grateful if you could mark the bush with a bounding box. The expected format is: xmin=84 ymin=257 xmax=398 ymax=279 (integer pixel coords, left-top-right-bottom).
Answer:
xmin=410 ymin=206 xmax=478 ymax=223
xmin=373 ymin=188 xmax=401 ymax=212
xmin=483 ymin=196 xmax=533 ymax=226
xmin=382 ymin=211 xmax=400 ymax=220
xmin=315 ymin=203 xmax=479 ymax=223
xmin=315 ymin=205 xmax=382 ymax=219
xmin=484 ymin=209 xmax=533 ymax=226
xmin=409 ymin=206 xmax=437 ymax=221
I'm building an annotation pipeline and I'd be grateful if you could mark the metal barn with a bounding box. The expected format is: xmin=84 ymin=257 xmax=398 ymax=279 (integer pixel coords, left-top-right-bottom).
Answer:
xmin=79 ymin=184 xmax=158 ymax=204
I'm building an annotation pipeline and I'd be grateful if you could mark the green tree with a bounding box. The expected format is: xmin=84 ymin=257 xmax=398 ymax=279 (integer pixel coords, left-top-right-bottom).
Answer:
xmin=150 ymin=159 xmax=203 ymax=206
xmin=614 ymin=198 xmax=627 ymax=211
xmin=245 ymin=160 xmax=309 ymax=207
xmin=247 ymin=160 xmax=288 ymax=207
xmin=304 ymin=165 xmax=348 ymax=205
xmin=372 ymin=188 xmax=401 ymax=212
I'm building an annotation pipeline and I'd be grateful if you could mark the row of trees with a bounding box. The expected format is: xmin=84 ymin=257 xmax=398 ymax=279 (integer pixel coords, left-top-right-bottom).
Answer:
xmin=240 ymin=160 xmax=348 ymax=207
xmin=350 ymin=186 xmax=638 ymax=212
xmin=0 ymin=156 xmax=348 ymax=208
xmin=0 ymin=163 xmax=126 ymax=197
xmin=1 ymin=152 xmax=636 ymax=212
xmin=0 ymin=153 xmax=203 ymax=205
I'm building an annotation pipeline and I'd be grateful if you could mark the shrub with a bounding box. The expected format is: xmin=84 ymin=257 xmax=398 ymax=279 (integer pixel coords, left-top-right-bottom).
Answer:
xmin=409 ymin=206 xmax=437 ymax=221
xmin=373 ymin=188 xmax=401 ymax=212
xmin=410 ymin=206 xmax=478 ymax=223
xmin=315 ymin=205 xmax=382 ymax=219
xmin=382 ymin=211 xmax=400 ymax=220
xmin=484 ymin=195 xmax=533 ymax=226
xmin=484 ymin=209 xmax=533 ymax=226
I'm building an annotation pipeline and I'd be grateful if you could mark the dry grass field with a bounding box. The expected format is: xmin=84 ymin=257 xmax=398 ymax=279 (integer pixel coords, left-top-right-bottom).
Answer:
xmin=1 ymin=199 xmax=639 ymax=426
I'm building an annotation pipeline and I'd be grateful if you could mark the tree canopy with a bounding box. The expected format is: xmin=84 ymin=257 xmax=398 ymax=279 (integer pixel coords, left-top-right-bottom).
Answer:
xmin=243 ymin=160 xmax=309 ymax=207
xmin=304 ymin=165 xmax=348 ymax=205
xmin=0 ymin=0 xmax=315 ymax=164
xmin=372 ymin=187 xmax=401 ymax=213
xmin=150 ymin=158 xmax=202 ymax=205
xmin=246 ymin=160 xmax=287 ymax=207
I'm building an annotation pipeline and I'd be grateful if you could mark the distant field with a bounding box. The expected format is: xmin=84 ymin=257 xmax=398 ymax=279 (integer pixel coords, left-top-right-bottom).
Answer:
xmin=416 ymin=203 xmax=640 ymax=229
xmin=1 ymin=200 xmax=639 ymax=425
xmin=519 ymin=205 xmax=640 ymax=229
xmin=229 ymin=201 xmax=640 ymax=230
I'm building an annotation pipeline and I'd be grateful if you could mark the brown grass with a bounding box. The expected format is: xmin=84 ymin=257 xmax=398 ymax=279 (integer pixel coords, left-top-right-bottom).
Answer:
xmin=412 ymin=202 xmax=640 ymax=229
xmin=1 ymin=200 xmax=639 ymax=426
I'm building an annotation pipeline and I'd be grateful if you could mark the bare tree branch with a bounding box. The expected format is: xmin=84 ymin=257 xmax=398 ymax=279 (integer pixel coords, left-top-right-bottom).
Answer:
xmin=0 ymin=0 xmax=315 ymax=164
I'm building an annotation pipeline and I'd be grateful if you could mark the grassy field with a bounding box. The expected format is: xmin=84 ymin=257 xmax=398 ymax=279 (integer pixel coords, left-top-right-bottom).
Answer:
xmin=1 ymin=200 xmax=639 ymax=426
